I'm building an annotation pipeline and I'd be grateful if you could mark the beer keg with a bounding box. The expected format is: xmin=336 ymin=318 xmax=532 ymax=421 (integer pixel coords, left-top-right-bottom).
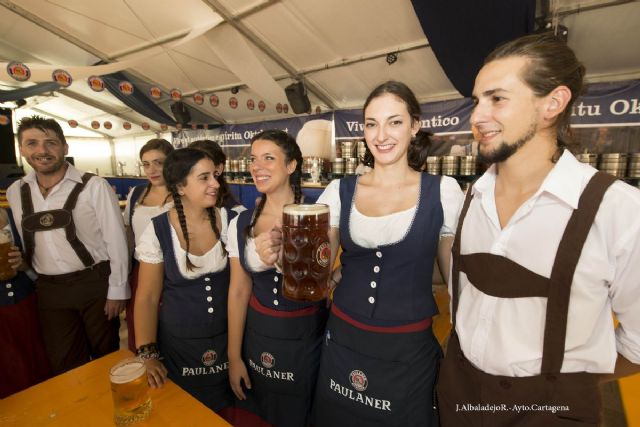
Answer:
xmin=576 ymin=153 xmax=598 ymax=168
xmin=458 ymin=155 xmax=477 ymax=176
xmin=345 ymin=158 xmax=358 ymax=175
xmin=357 ymin=140 xmax=367 ymax=160
xmin=332 ymin=158 xmax=345 ymax=175
xmin=341 ymin=141 xmax=354 ymax=159
xmin=628 ymin=153 xmax=640 ymax=178
xmin=598 ymin=153 xmax=627 ymax=177
xmin=425 ymin=156 xmax=440 ymax=175
xmin=441 ymin=155 xmax=459 ymax=176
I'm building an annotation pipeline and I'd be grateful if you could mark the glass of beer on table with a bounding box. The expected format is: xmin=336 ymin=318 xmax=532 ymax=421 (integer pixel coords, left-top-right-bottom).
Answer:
xmin=0 ymin=229 xmax=17 ymax=281
xmin=282 ymin=203 xmax=331 ymax=302
xmin=109 ymin=358 xmax=152 ymax=426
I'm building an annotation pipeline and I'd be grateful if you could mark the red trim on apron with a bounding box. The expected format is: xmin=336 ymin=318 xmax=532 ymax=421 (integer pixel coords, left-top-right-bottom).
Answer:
xmin=331 ymin=304 xmax=432 ymax=333
xmin=249 ymin=294 xmax=319 ymax=318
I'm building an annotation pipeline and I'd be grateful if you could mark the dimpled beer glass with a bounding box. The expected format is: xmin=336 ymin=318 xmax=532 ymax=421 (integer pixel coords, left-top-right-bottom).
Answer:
xmin=109 ymin=358 xmax=152 ymax=426
xmin=282 ymin=203 xmax=330 ymax=302
xmin=0 ymin=229 xmax=17 ymax=281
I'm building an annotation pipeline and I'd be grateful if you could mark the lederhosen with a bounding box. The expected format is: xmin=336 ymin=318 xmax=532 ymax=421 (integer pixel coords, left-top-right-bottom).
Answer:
xmin=153 ymin=210 xmax=237 ymax=412
xmin=0 ymin=209 xmax=51 ymax=398
xmin=20 ymin=173 xmax=117 ymax=374
xmin=313 ymin=173 xmax=443 ymax=427
xmin=437 ymin=172 xmax=616 ymax=427
xmin=236 ymin=208 xmax=328 ymax=427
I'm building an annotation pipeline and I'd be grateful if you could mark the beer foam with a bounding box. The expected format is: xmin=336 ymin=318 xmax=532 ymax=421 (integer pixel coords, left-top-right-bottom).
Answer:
xmin=0 ymin=230 xmax=12 ymax=244
xmin=283 ymin=203 xmax=329 ymax=215
xmin=110 ymin=360 xmax=145 ymax=383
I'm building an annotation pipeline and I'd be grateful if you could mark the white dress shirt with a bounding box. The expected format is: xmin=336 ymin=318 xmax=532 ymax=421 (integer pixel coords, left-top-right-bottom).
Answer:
xmin=317 ymin=175 xmax=464 ymax=247
xmin=227 ymin=216 xmax=272 ymax=272
xmin=135 ymin=208 xmax=229 ymax=278
xmin=453 ymin=151 xmax=640 ymax=376
xmin=7 ymin=164 xmax=130 ymax=300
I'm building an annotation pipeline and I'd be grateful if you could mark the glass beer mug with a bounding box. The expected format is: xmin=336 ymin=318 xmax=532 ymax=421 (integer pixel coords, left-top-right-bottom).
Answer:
xmin=0 ymin=229 xmax=17 ymax=281
xmin=109 ymin=358 xmax=152 ymax=426
xmin=282 ymin=203 xmax=330 ymax=302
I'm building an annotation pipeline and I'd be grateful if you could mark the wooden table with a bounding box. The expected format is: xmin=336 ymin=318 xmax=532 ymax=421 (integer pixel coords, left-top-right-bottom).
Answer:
xmin=0 ymin=349 xmax=232 ymax=427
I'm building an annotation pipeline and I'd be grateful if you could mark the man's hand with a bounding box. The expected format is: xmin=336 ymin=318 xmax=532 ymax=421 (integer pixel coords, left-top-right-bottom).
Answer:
xmin=104 ymin=299 xmax=127 ymax=320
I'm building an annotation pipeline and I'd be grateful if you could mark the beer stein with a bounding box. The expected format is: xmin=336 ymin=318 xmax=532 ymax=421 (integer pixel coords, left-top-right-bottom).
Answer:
xmin=0 ymin=229 xmax=17 ymax=281
xmin=109 ymin=358 xmax=152 ymax=426
xmin=282 ymin=204 xmax=331 ymax=302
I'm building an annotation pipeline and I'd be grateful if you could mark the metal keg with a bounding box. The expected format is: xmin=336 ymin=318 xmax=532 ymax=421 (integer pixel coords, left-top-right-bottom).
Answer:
xmin=238 ymin=157 xmax=248 ymax=173
xmin=345 ymin=158 xmax=358 ymax=175
xmin=341 ymin=141 xmax=354 ymax=159
xmin=357 ymin=140 xmax=367 ymax=160
xmin=441 ymin=155 xmax=459 ymax=176
xmin=576 ymin=153 xmax=598 ymax=168
xmin=332 ymin=158 xmax=345 ymax=174
xmin=230 ymin=159 xmax=240 ymax=173
xmin=224 ymin=159 xmax=230 ymax=171
xmin=598 ymin=153 xmax=627 ymax=177
xmin=628 ymin=153 xmax=640 ymax=178
xmin=458 ymin=155 xmax=477 ymax=176
xmin=425 ymin=156 xmax=440 ymax=175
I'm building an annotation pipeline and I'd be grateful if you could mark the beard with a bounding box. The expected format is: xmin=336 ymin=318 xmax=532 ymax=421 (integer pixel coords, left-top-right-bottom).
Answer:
xmin=477 ymin=121 xmax=537 ymax=164
xmin=26 ymin=156 xmax=66 ymax=175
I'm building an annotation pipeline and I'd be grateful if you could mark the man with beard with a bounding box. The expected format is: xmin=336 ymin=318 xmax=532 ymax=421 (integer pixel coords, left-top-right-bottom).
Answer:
xmin=437 ymin=33 xmax=640 ymax=426
xmin=7 ymin=116 xmax=129 ymax=375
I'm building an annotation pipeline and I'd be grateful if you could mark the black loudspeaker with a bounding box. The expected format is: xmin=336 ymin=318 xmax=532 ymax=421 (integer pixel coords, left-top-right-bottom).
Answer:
xmin=170 ymin=101 xmax=191 ymax=125
xmin=285 ymin=81 xmax=311 ymax=114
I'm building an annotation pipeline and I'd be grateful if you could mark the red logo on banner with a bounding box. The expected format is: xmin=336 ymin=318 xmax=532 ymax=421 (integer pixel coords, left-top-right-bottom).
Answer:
xmin=247 ymin=99 xmax=255 ymax=110
xmin=149 ymin=86 xmax=162 ymax=99
xmin=160 ymin=123 xmax=168 ymax=131
xmin=258 ymin=100 xmax=266 ymax=112
xmin=229 ymin=97 xmax=238 ymax=109
xmin=210 ymin=94 xmax=219 ymax=107
xmin=191 ymin=123 xmax=198 ymax=130
xmin=91 ymin=121 xmax=100 ymax=129
xmin=52 ymin=69 xmax=72 ymax=87
xmin=103 ymin=121 xmax=112 ymax=130
xmin=68 ymin=119 xmax=78 ymax=128
xmin=119 ymin=81 xmax=134 ymax=95
xmin=176 ymin=123 xmax=183 ymax=130
xmin=315 ymin=106 xmax=321 ymax=114
xmin=7 ymin=62 xmax=30 ymax=81
xmin=203 ymin=124 xmax=209 ymax=130
xmin=123 ymin=122 xmax=132 ymax=130
xmin=141 ymin=122 xmax=150 ymax=130
xmin=170 ymin=89 xmax=182 ymax=101
xmin=0 ymin=115 xmax=9 ymax=126
xmin=276 ymin=103 xmax=283 ymax=113
xmin=193 ymin=93 xmax=204 ymax=105
xmin=88 ymin=75 xmax=105 ymax=92
xmin=283 ymin=104 xmax=289 ymax=114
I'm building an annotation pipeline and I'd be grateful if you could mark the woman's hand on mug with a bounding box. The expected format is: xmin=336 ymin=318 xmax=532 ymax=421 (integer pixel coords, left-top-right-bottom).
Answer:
xmin=144 ymin=359 xmax=168 ymax=388
xmin=255 ymin=222 xmax=283 ymax=266
xmin=8 ymin=245 xmax=25 ymax=271
xmin=229 ymin=358 xmax=252 ymax=400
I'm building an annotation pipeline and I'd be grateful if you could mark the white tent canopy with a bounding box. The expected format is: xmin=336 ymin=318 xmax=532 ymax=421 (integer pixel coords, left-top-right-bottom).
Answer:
xmin=0 ymin=0 xmax=639 ymax=139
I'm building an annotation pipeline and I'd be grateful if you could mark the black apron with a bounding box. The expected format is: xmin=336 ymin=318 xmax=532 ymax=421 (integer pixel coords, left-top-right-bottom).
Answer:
xmin=153 ymin=212 xmax=234 ymax=412
xmin=437 ymin=172 xmax=616 ymax=427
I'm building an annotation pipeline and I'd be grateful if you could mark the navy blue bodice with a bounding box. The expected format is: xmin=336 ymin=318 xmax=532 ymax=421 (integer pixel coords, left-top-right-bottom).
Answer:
xmin=335 ymin=173 xmax=443 ymax=326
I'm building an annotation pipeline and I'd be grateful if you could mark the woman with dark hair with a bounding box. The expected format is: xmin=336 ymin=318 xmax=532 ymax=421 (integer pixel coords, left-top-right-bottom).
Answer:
xmin=133 ymin=148 xmax=240 ymax=420
xmin=123 ymin=138 xmax=174 ymax=351
xmin=227 ymin=129 xmax=327 ymax=427
xmin=310 ymin=81 xmax=464 ymax=426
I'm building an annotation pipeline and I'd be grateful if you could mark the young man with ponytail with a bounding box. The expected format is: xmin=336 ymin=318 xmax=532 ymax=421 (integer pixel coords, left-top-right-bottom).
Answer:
xmin=437 ymin=32 xmax=640 ymax=426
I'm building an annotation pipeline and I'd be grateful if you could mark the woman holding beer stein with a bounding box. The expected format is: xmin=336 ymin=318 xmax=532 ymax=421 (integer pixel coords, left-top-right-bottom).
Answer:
xmin=134 ymin=148 xmax=240 ymax=420
xmin=123 ymin=138 xmax=174 ymax=352
xmin=310 ymin=81 xmax=464 ymax=426
xmin=0 ymin=207 xmax=51 ymax=397
xmin=227 ymin=129 xmax=328 ymax=427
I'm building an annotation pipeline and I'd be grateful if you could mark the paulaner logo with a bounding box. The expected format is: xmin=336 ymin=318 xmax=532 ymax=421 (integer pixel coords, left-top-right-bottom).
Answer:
xmin=328 ymin=370 xmax=391 ymax=412
xmin=201 ymin=350 xmax=217 ymax=366
xmin=248 ymin=358 xmax=294 ymax=381
xmin=349 ymin=370 xmax=368 ymax=392
xmin=261 ymin=352 xmax=275 ymax=368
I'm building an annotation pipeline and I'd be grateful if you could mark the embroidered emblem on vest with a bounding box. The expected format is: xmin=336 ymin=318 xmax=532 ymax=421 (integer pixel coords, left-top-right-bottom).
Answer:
xmin=39 ymin=213 xmax=55 ymax=227
xmin=201 ymin=349 xmax=217 ymax=367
